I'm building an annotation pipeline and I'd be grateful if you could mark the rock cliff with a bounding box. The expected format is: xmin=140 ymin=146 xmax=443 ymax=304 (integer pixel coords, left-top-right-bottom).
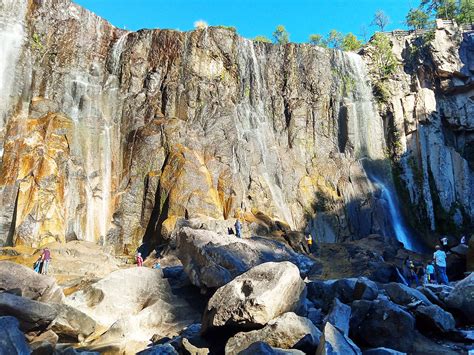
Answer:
xmin=0 ymin=0 xmax=472 ymax=251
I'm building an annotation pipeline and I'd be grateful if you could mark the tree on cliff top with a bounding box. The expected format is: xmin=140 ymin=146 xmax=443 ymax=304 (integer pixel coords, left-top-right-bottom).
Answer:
xmin=327 ymin=30 xmax=343 ymax=49
xmin=309 ymin=34 xmax=328 ymax=47
xmin=341 ymin=33 xmax=363 ymax=51
xmin=406 ymin=8 xmax=431 ymax=30
xmin=273 ymin=25 xmax=290 ymax=44
xmin=421 ymin=0 xmax=457 ymax=20
xmin=254 ymin=35 xmax=272 ymax=43
xmin=371 ymin=10 xmax=390 ymax=31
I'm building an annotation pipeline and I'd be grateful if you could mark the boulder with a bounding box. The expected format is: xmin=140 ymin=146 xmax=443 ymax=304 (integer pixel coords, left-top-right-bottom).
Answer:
xmin=307 ymin=307 xmax=323 ymax=328
xmin=29 ymin=329 xmax=59 ymax=353
xmin=324 ymin=298 xmax=351 ymax=336
xmin=0 ymin=261 xmax=64 ymax=303
xmin=383 ymin=283 xmax=432 ymax=307
xmin=137 ymin=344 xmax=179 ymax=355
xmin=362 ymin=348 xmax=406 ymax=355
xmin=414 ymin=304 xmax=455 ymax=333
xmin=316 ymin=322 xmax=361 ymax=355
xmin=176 ymin=227 xmax=314 ymax=290
xmin=423 ymin=284 xmax=453 ymax=302
xmin=445 ymin=273 xmax=474 ymax=322
xmin=416 ymin=286 xmax=445 ymax=308
xmin=353 ymin=277 xmax=379 ymax=301
xmin=66 ymin=267 xmax=197 ymax=353
xmin=0 ymin=292 xmax=57 ymax=331
xmin=202 ymin=262 xmax=305 ymax=333
xmin=307 ymin=279 xmax=356 ymax=311
xmin=350 ymin=299 xmax=415 ymax=353
xmin=56 ymin=348 xmax=100 ymax=355
xmin=49 ymin=303 xmax=97 ymax=341
xmin=225 ymin=312 xmax=321 ymax=354
xmin=238 ymin=341 xmax=305 ymax=354
xmin=0 ymin=316 xmax=31 ymax=354
xmin=182 ymin=338 xmax=209 ymax=355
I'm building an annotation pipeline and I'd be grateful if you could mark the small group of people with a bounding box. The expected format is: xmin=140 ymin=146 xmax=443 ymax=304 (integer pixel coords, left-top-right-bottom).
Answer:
xmin=33 ymin=247 xmax=51 ymax=275
xmin=404 ymin=244 xmax=449 ymax=287
xmin=227 ymin=219 xmax=243 ymax=238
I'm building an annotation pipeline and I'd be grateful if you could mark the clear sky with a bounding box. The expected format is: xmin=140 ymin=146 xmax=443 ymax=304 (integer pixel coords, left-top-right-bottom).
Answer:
xmin=74 ymin=0 xmax=421 ymax=43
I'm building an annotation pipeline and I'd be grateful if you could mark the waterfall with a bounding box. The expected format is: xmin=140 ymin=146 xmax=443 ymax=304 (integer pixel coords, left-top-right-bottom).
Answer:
xmin=101 ymin=125 xmax=112 ymax=241
xmin=0 ymin=0 xmax=27 ymax=154
xmin=368 ymin=174 xmax=416 ymax=251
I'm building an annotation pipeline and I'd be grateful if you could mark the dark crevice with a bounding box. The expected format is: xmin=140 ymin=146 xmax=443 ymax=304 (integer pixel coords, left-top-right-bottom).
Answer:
xmin=6 ymin=187 xmax=19 ymax=247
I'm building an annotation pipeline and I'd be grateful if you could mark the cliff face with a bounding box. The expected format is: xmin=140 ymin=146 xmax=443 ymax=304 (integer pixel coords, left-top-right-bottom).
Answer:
xmin=0 ymin=0 xmax=471 ymax=251
xmin=378 ymin=22 xmax=474 ymax=244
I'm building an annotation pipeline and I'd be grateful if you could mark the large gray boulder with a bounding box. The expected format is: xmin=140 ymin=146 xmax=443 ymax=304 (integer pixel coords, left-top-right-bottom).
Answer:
xmin=307 ymin=279 xmax=357 ymax=312
xmin=414 ymin=304 xmax=455 ymax=333
xmin=0 ymin=316 xmax=31 ymax=354
xmin=316 ymin=322 xmax=361 ymax=355
xmin=0 ymin=292 xmax=57 ymax=331
xmin=66 ymin=267 xmax=197 ymax=353
xmin=0 ymin=261 xmax=64 ymax=303
xmin=362 ymin=348 xmax=406 ymax=355
xmin=445 ymin=273 xmax=474 ymax=322
xmin=50 ymin=303 xmax=97 ymax=342
xmin=350 ymin=299 xmax=415 ymax=353
xmin=202 ymin=262 xmax=305 ymax=333
xmin=176 ymin=227 xmax=314 ymax=290
xmin=324 ymin=298 xmax=351 ymax=336
xmin=383 ymin=283 xmax=432 ymax=307
xmin=225 ymin=312 xmax=321 ymax=354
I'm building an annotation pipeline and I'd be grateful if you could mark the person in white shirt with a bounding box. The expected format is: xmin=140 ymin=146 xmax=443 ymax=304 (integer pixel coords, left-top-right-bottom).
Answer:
xmin=440 ymin=236 xmax=449 ymax=251
xmin=433 ymin=245 xmax=449 ymax=285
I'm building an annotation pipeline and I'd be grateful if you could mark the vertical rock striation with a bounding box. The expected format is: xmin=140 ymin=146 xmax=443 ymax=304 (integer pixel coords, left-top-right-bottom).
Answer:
xmin=1 ymin=1 xmax=471 ymax=251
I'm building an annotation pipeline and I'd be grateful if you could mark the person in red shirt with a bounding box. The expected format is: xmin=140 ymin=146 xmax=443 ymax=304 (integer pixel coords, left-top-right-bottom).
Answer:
xmin=136 ymin=252 xmax=143 ymax=267
xmin=40 ymin=247 xmax=51 ymax=275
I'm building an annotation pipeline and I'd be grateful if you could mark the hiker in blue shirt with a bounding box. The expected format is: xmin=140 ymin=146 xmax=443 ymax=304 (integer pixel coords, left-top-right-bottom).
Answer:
xmin=433 ymin=245 xmax=449 ymax=285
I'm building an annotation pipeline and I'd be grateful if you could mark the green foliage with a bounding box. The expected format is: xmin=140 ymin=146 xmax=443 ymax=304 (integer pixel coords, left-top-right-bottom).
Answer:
xmin=371 ymin=10 xmax=390 ymax=31
xmin=327 ymin=29 xmax=343 ymax=49
xmin=457 ymin=0 xmax=474 ymax=24
xmin=31 ymin=33 xmax=44 ymax=51
xmin=215 ymin=25 xmax=237 ymax=33
xmin=254 ymin=35 xmax=272 ymax=43
xmin=421 ymin=0 xmax=457 ymax=20
xmin=273 ymin=25 xmax=290 ymax=44
xmin=341 ymin=33 xmax=363 ymax=51
xmin=309 ymin=34 xmax=328 ymax=47
xmin=370 ymin=33 xmax=398 ymax=78
xmin=406 ymin=8 xmax=430 ymax=29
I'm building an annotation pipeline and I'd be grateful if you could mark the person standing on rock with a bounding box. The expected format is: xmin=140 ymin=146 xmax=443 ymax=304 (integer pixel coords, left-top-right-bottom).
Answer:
xmin=433 ymin=245 xmax=449 ymax=285
xmin=33 ymin=256 xmax=43 ymax=274
xmin=235 ymin=219 xmax=242 ymax=238
xmin=426 ymin=261 xmax=436 ymax=284
xmin=460 ymin=235 xmax=466 ymax=245
xmin=136 ymin=252 xmax=144 ymax=267
xmin=305 ymin=234 xmax=313 ymax=253
xmin=40 ymin=247 xmax=51 ymax=275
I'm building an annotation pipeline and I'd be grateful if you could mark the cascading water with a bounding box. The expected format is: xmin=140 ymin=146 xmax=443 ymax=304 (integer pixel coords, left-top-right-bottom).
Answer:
xmin=368 ymin=174 xmax=416 ymax=251
xmin=0 ymin=0 xmax=27 ymax=158
xmin=234 ymin=39 xmax=295 ymax=228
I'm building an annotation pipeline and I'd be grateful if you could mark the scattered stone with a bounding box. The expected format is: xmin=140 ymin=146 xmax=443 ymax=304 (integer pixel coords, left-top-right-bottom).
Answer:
xmin=50 ymin=303 xmax=97 ymax=342
xmin=325 ymin=298 xmax=351 ymax=336
xmin=445 ymin=273 xmax=474 ymax=322
xmin=353 ymin=277 xmax=379 ymax=301
xmin=383 ymin=283 xmax=432 ymax=307
xmin=238 ymin=341 xmax=305 ymax=354
xmin=137 ymin=344 xmax=179 ymax=354
xmin=316 ymin=322 xmax=361 ymax=355
xmin=202 ymin=262 xmax=305 ymax=333
xmin=30 ymin=329 xmax=59 ymax=354
xmin=415 ymin=304 xmax=455 ymax=332
xmin=362 ymin=348 xmax=406 ymax=355
xmin=416 ymin=286 xmax=445 ymax=308
xmin=0 ymin=316 xmax=31 ymax=354
xmin=307 ymin=278 xmax=357 ymax=311
xmin=182 ymin=338 xmax=209 ymax=355
xmin=0 ymin=292 xmax=57 ymax=331
xmin=0 ymin=261 xmax=64 ymax=303
xmin=225 ymin=312 xmax=321 ymax=354
xmin=307 ymin=307 xmax=323 ymax=328
xmin=350 ymin=299 xmax=415 ymax=353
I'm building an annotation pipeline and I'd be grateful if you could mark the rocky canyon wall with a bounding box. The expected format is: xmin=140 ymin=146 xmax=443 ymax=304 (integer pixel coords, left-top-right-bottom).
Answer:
xmin=377 ymin=21 xmax=474 ymax=245
xmin=1 ymin=0 xmax=471 ymax=252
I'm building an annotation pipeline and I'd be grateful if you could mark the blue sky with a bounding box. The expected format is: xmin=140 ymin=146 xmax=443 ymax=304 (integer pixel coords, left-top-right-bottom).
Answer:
xmin=75 ymin=0 xmax=421 ymax=43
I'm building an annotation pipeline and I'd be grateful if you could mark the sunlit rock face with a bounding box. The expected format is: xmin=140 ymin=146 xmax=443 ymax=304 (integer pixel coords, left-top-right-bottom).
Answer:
xmin=378 ymin=21 xmax=474 ymax=244
xmin=4 ymin=0 xmax=469 ymax=251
